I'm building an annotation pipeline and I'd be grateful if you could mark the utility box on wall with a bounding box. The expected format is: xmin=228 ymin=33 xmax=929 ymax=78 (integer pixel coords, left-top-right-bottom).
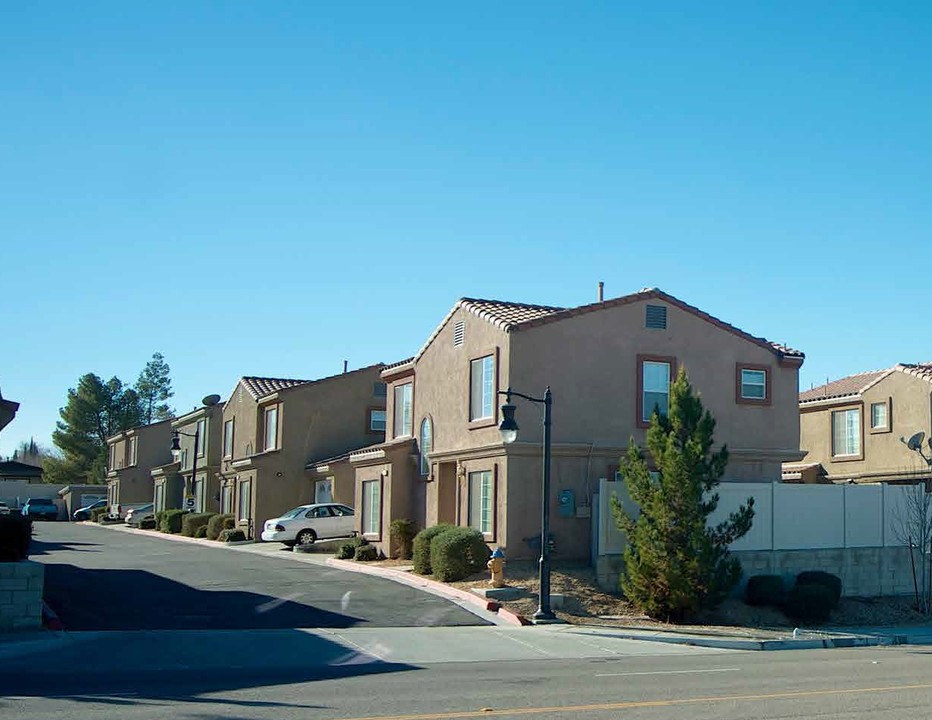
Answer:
xmin=558 ymin=489 xmax=575 ymax=518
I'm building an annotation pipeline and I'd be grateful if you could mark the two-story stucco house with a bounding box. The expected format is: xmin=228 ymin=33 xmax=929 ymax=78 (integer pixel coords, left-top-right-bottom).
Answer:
xmin=334 ymin=287 xmax=805 ymax=560
xmin=149 ymin=398 xmax=226 ymax=514
xmin=796 ymin=364 xmax=932 ymax=484
xmin=217 ymin=365 xmax=386 ymax=538
xmin=106 ymin=419 xmax=173 ymax=510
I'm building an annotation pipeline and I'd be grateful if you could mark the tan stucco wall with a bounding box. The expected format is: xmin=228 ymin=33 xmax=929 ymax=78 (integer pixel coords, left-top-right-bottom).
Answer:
xmin=352 ymin=441 xmax=418 ymax=557
xmin=173 ymin=403 xmax=225 ymax=513
xmin=106 ymin=419 xmax=173 ymax=508
xmin=800 ymin=371 xmax=932 ymax=481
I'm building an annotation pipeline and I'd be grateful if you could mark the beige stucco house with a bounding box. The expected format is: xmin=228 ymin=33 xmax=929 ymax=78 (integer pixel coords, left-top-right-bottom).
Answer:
xmin=796 ymin=364 xmax=932 ymax=484
xmin=218 ymin=365 xmax=386 ymax=538
xmin=344 ymin=287 xmax=804 ymax=560
xmin=106 ymin=419 xmax=173 ymax=509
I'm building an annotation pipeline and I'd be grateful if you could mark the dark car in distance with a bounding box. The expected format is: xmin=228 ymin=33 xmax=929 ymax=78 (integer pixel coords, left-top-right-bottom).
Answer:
xmin=22 ymin=498 xmax=59 ymax=521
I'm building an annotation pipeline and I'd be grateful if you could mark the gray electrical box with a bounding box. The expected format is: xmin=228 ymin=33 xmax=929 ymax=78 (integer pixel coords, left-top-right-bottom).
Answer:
xmin=558 ymin=489 xmax=575 ymax=518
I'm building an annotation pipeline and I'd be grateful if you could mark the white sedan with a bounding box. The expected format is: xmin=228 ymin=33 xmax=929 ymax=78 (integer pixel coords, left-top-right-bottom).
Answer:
xmin=261 ymin=503 xmax=356 ymax=546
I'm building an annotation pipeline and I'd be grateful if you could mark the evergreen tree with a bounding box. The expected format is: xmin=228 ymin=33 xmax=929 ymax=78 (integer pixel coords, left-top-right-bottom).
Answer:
xmin=611 ymin=368 xmax=754 ymax=621
xmin=45 ymin=374 xmax=144 ymax=484
xmin=135 ymin=352 xmax=174 ymax=423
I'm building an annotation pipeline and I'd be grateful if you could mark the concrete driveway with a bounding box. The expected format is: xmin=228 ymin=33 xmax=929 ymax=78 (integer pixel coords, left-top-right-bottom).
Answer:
xmin=30 ymin=522 xmax=487 ymax=630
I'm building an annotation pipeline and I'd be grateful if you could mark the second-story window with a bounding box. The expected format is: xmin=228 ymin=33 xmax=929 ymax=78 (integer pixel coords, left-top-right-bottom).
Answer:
xmin=109 ymin=444 xmax=116 ymax=471
xmin=870 ymin=402 xmax=888 ymax=430
xmin=393 ymin=383 xmax=412 ymax=437
xmin=129 ymin=437 xmax=137 ymax=466
xmin=223 ymin=419 xmax=234 ymax=458
xmin=196 ymin=418 xmax=206 ymax=457
xmin=641 ymin=359 xmax=672 ymax=423
xmin=469 ymin=355 xmax=495 ymax=421
xmin=181 ymin=448 xmax=189 ymax=470
xmin=419 ymin=417 xmax=432 ymax=476
xmin=369 ymin=409 xmax=386 ymax=433
xmin=264 ymin=405 xmax=279 ymax=451
xmin=832 ymin=408 xmax=860 ymax=458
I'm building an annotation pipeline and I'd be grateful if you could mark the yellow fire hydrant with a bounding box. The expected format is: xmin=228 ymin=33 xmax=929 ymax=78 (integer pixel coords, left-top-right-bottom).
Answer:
xmin=487 ymin=547 xmax=506 ymax=588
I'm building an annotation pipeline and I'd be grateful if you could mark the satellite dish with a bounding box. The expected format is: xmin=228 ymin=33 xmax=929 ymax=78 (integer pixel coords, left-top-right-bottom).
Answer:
xmin=907 ymin=432 xmax=926 ymax=451
xmin=202 ymin=394 xmax=221 ymax=407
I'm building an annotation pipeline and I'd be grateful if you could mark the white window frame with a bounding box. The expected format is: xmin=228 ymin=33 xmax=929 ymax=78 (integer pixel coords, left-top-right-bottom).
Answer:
xmin=362 ymin=479 xmax=381 ymax=536
xmin=223 ymin=419 xmax=234 ymax=458
xmin=832 ymin=408 xmax=861 ymax=457
xmin=370 ymin=409 xmax=386 ymax=433
xmin=419 ymin=417 xmax=432 ymax=476
xmin=196 ymin=418 xmax=206 ymax=458
xmin=238 ymin=479 xmax=252 ymax=522
xmin=870 ymin=402 xmax=888 ymax=430
xmin=641 ymin=360 xmax=671 ymax=423
xmin=469 ymin=355 xmax=495 ymax=421
xmin=129 ymin=437 xmax=138 ymax=466
xmin=263 ymin=405 xmax=279 ymax=451
xmin=468 ymin=470 xmax=493 ymax=536
xmin=393 ymin=383 xmax=412 ymax=438
xmin=315 ymin=478 xmax=334 ymax=504
xmin=740 ymin=369 xmax=767 ymax=400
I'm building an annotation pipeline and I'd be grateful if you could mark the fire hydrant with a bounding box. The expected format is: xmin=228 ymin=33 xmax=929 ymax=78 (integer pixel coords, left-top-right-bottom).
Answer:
xmin=487 ymin=547 xmax=506 ymax=588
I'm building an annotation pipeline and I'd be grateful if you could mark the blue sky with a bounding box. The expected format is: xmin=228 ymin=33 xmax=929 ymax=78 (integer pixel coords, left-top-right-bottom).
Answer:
xmin=3 ymin=3 xmax=932 ymax=456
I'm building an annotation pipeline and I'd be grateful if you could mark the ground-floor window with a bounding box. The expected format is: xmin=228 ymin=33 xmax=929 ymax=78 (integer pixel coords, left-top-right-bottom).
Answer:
xmin=362 ymin=479 xmax=381 ymax=536
xmin=468 ymin=470 xmax=493 ymax=536
xmin=221 ymin=484 xmax=232 ymax=514
xmin=154 ymin=483 xmax=164 ymax=512
xmin=238 ymin=479 xmax=252 ymax=522
xmin=315 ymin=478 xmax=333 ymax=504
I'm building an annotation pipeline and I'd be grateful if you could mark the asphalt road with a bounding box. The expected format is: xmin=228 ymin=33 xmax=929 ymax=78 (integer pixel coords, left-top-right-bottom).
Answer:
xmin=30 ymin=521 xmax=486 ymax=630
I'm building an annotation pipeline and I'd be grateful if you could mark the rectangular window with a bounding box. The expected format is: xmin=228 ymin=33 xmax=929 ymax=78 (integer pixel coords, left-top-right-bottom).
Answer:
xmin=362 ymin=479 xmax=381 ymax=536
xmin=871 ymin=402 xmax=888 ymax=430
xmin=223 ymin=419 xmax=234 ymax=458
xmin=109 ymin=444 xmax=116 ymax=471
xmin=832 ymin=408 xmax=861 ymax=457
xmin=470 ymin=355 xmax=495 ymax=421
xmin=641 ymin=360 xmax=671 ymax=423
xmin=468 ymin=470 xmax=493 ymax=535
xmin=181 ymin=448 xmax=189 ymax=470
xmin=315 ymin=478 xmax=334 ymax=504
xmin=373 ymin=382 xmax=387 ymax=397
xmin=129 ymin=437 xmax=138 ymax=466
xmin=263 ymin=405 xmax=279 ymax=451
xmin=393 ymin=383 xmax=412 ymax=437
xmin=238 ymin=479 xmax=252 ymax=522
xmin=196 ymin=419 xmax=206 ymax=457
xmin=741 ymin=369 xmax=767 ymax=400
xmin=369 ymin=409 xmax=386 ymax=433
xmin=154 ymin=484 xmax=164 ymax=512
xmin=221 ymin=484 xmax=232 ymax=514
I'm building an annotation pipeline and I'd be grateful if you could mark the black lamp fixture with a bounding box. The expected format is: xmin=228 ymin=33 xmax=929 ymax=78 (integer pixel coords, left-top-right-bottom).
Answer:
xmin=498 ymin=385 xmax=556 ymax=622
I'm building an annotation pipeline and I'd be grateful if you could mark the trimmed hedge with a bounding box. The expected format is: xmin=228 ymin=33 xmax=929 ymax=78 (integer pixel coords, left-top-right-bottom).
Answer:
xmin=90 ymin=507 xmax=109 ymax=522
xmin=194 ymin=525 xmax=208 ymax=538
xmin=354 ymin=544 xmax=379 ymax=561
xmin=181 ymin=512 xmax=215 ymax=538
xmin=335 ymin=535 xmax=367 ymax=560
xmin=160 ymin=509 xmax=185 ymax=534
xmin=139 ymin=518 xmax=158 ymax=530
xmin=207 ymin=514 xmax=234 ymax=541
xmin=796 ymin=571 xmax=842 ymax=609
xmin=785 ymin=583 xmax=835 ymax=624
xmin=745 ymin=574 xmax=785 ymax=607
xmin=99 ymin=515 xmax=124 ymax=525
xmin=219 ymin=528 xmax=247 ymax=543
xmin=222 ymin=517 xmax=236 ymax=531
xmin=412 ymin=523 xmax=455 ymax=575
xmin=390 ymin=518 xmax=416 ymax=560
xmin=429 ymin=526 xmax=490 ymax=582
xmin=0 ymin=516 xmax=32 ymax=562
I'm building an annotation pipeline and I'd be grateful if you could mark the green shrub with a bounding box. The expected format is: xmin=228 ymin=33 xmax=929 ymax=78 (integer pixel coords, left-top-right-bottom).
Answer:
xmin=335 ymin=535 xmax=366 ymax=559
xmin=412 ymin=524 xmax=455 ymax=575
xmin=139 ymin=518 xmax=157 ymax=530
xmin=0 ymin=516 xmax=32 ymax=562
xmin=90 ymin=507 xmax=109 ymax=522
xmin=354 ymin=544 xmax=379 ymax=561
xmin=219 ymin=528 xmax=247 ymax=543
xmin=181 ymin=512 xmax=215 ymax=538
xmin=784 ymin=583 xmax=835 ymax=624
xmin=207 ymin=514 xmax=234 ymax=541
xmin=429 ymin=526 xmax=490 ymax=582
xmin=390 ymin=518 xmax=417 ymax=560
xmin=99 ymin=515 xmax=124 ymax=525
xmin=745 ymin=574 xmax=785 ymax=607
xmin=795 ymin=571 xmax=842 ymax=608
xmin=160 ymin=509 xmax=185 ymax=534
xmin=194 ymin=525 xmax=208 ymax=538
xmin=222 ymin=517 xmax=236 ymax=530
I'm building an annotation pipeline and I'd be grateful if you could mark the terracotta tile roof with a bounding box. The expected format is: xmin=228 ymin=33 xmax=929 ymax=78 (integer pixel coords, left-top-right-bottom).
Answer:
xmin=799 ymin=369 xmax=891 ymax=404
xmin=240 ymin=376 xmax=311 ymax=399
xmin=459 ymin=298 xmax=566 ymax=329
xmin=897 ymin=363 xmax=932 ymax=383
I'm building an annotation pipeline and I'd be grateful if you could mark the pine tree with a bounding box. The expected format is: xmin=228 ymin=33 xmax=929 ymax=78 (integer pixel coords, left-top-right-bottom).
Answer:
xmin=135 ymin=352 xmax=174 ymax=423
xmin=611 ymin=368 xmax=754 ymax=621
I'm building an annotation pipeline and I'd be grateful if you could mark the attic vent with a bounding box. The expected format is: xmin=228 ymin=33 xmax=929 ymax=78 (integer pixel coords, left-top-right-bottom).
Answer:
xmin=453 ymin=320 xmax=465 ymax=347
xmin=645 ymin=304 xmax=667 ymax=330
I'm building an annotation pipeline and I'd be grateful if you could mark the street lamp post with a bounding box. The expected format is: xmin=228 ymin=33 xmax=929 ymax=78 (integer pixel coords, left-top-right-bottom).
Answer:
xmin=498 ymin=386 xmax=556 ymax=622
xmin=170 ymin=428 xmax=199 ymax=512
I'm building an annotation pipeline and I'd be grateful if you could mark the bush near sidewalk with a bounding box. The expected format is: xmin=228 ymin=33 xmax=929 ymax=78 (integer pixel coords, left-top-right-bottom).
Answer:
xmin=160 ymin=509 xmax=185 ymax=534
xmin=745 ymin=574 xmax=785 ymax=607
xmin=412 ymin=523 xmax=455 ymax=575
xmin=139 ymin=518 xmax=157 ymax=530
xmin=795 ymin=571 xmax=842 ymax=609
xmin=218 ymin=528 xmax=246 ymax=543
xmin=335 ymin=535 xmax=367 ymax=559
xmin=389 ymin=518 xmax=416 ymax=560
xmin=429 ymin=527 xmax=490 ymax=582
xmin=0 ymin=516 xmax=32 ymax=562
xmin=90 ymin=507 xmax=109 ymax=522
xmin=181 ymin=512 xmax=215 ymax=538
xmin=207 ymin=514 xmax=234 ymax=541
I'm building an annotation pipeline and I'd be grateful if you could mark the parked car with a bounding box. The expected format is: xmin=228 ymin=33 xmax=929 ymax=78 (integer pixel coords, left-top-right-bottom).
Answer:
xmin=0 ymin=501 xmax=9 ymax=515
xmin=125 ymin=503 xmax=154 ymax=527
xmin=22 ymin=498 xmax=58 ymax=521
xmin=73 ymin=499 xmax=107 ymax=521
xmin=261 ymin=503 xmax=356 ymax=546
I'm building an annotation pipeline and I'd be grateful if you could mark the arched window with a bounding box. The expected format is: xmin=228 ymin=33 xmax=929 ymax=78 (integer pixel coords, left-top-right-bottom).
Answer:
xmin=419 ymin=417 xmax=432 ymax=476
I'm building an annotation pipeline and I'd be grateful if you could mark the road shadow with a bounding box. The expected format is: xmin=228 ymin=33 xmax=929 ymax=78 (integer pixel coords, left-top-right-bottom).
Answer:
xmin=43 ymin=563 xmax=367 ymax=631
xmin=28 ymin=538 xmax=101 ymax=556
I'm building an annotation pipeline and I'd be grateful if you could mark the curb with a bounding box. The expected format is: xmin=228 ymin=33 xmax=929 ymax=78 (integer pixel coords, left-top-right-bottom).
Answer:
xmin=326 ymin=558 xmax=525 ymax=626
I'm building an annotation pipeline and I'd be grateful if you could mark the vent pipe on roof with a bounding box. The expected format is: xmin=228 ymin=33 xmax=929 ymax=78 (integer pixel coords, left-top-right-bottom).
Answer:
xmin=598 ymin=281 xmax=604 ymax=302
xmin=343 ymin=360 xmax=348 ymax=374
